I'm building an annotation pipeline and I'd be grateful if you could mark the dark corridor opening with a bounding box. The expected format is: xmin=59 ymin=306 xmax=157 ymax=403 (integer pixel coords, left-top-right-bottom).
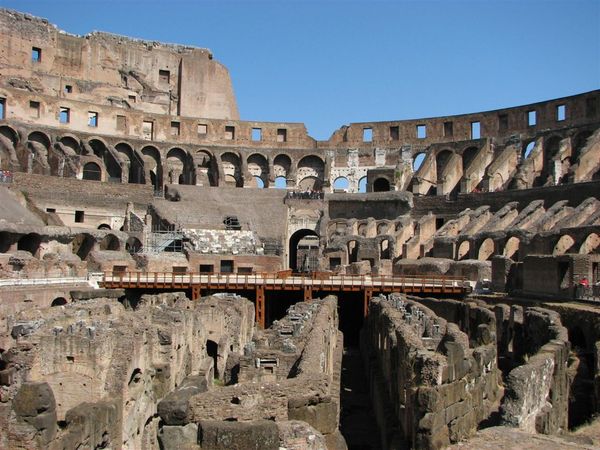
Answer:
xmin=289 ymin=229 xmax=319 ymax=272
xmin=206 ymin=339 xmax=218 ymax=379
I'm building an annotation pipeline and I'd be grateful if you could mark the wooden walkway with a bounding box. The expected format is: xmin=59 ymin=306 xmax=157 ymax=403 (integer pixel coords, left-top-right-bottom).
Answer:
xmin=101 ymin=271 xmax=471 ymax=328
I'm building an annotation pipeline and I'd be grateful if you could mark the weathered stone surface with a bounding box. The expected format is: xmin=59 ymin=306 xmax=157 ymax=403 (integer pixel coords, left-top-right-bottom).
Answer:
xmin=197 ymin=420 xmax=279 ymax=450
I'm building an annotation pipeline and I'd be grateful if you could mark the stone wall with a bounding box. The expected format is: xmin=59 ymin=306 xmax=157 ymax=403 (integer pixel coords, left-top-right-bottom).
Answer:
xmin=0 ymin=292 xmax=255 ymax=449
xmin=158 ymin=296 xmax=346 ymax=450
xmin=500 ymin=307 xmax=570 ymax=434
xmin=361 ymin=295 xmax=502 ymax=449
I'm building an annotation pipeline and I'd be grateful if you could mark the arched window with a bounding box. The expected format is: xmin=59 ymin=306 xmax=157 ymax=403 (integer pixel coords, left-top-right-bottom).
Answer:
xmin=373 ymin=178 xmax=390 ymax=192
xmin=333 ymin=177 xmax=349 ymax=192
xmin=83 ymin=162 xmax=101 ymax=181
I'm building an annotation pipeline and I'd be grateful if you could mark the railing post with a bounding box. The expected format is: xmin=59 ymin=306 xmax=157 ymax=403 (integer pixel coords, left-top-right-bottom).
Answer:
xmin=256 ymin=285 xmax=266 ymax=329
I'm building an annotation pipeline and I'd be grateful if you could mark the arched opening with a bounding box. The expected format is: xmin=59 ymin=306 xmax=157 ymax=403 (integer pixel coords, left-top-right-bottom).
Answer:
xmin=116 ymin=143 xmax=144 ymax=184
xmin=380 ymin=239 xmax=391 ymax=259
xmin=358 ymin=176 xmax=367 ymax=193
xmin=247 ymin=153 xmax=269 ymax=188
xmin=553 ymin=235 xmax=575 ymax=255
xmin=273 ymin=154 xmax=291 ymax=182
xmin=457 ymin=240 xmax=470 ymax=260
xmin=252 ymin=176 xmax=265 ymax=188
xmin=523 ymin=141 xmax=536 ymax=159
xmin=125 ymin=237 xmax=142 ymax=254
xmin=51 ymin=297 xmax=67 ymax=307
xmin=0 ymin=231 xmax=15 ymax=253
xmin=142 ymin=146 xmax=163 ymax=190
xmin=59 ymin=136 xmax=80 ymax=155
xmin=478 ymin=238 xmax=495 ymax=261
xmin=221 ymin=152 xmax=243 ymax=187
xmin=579 ymin=233 xmax=600 ymax=254
xmin=298 ymin=176 xmax=322 ymax=191
xmin=504 ymin=236 xmax=521 ymax=260
xmin=333 ymin=177 xmax=349 ymax=192
xmin=413 ymin=153 xmax=426 ymax=172
xmin=89 ymin=140 xmax=121 ymax=182
xmin=27 ymin=131 xmax=51 ymax=149
xmin=534 ymin=135 xmax=562 ymax=186
xmin=274 ymin=176 xmax=287 ymax=188
xmin=347 ymin=240 xmax=359 ymax=264
xmin=206 ymin=340 xmax=219 ymax=379
xmin=572 ymin=131 xmax=593 ymax=163
xmin=100 ymin=234 xmax=120 ymax=251
xmin=462 ymin=146 xmax=478 ymax=173
xmin=194 ymin=149 xmax=215 ymax=187
xmin=377 ymin=222 xmax=390 ymax=235
xmin=373 ymin=178 xmax=390 ymax=192
xmin=72 ymin=234 xmax=96 ymax=260
xmin=97 ymin=224 xmax=111 ymax=230
xmin=289 ymin=229 xmax=319 ymax=272
xmin=167 ymin=148 xmax=192 ymax=185
xmin=436 ymin=150 xmax=454 ymax=184
xmin=297 ymin=155 xmax=324 ymax=191
xmin=83 ymin=162 xmax=102 ymax=181
xmin=17 ymin=233 xmax=42 ymax=256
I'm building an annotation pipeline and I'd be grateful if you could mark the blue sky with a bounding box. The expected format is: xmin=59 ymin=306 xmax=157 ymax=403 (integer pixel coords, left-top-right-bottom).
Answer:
xmin=2 ymin=0 xmax=599 ymax=140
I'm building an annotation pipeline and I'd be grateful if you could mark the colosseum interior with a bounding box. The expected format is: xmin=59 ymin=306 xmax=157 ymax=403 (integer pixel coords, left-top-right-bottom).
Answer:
xmin=0 ymin=8 xmax=599 ymax=450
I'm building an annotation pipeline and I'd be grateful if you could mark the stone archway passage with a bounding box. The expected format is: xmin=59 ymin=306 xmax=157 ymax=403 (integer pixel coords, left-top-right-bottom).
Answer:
xmin=289 ymin=229 xmax=319 ymax=272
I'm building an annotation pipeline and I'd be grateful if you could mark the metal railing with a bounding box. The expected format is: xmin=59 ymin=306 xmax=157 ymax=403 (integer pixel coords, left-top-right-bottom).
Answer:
xmin=0 ymin=274 xmax=98 ymax=287
xmin=575 ymin=285 xmax=600 ymax=302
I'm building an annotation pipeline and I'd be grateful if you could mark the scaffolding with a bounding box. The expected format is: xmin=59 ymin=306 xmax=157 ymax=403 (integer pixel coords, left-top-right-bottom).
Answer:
xmin=142 ymin=224 xmax=185 ymax=254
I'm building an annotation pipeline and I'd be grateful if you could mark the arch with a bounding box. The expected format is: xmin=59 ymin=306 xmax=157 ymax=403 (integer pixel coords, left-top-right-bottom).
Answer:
xmin=553 ymin=234 xmax=575 ymax=255
xmin=579 ymin=233 xmax=600 ymax=254
xmin=247 ymin=153 xmax=269 ymax=188
xmin=523 ymin=141 xmax=536 ymax=159
xmin=194 ymin=149 xmax=216 ymax=187
xmin=206 ymin=339 xmax=219 ymax=379
xmin=17 ymin=233 xmax=42 ymax=256
xmin=100 ymin=234 xmax=121 ymax=251
xmin=377 ymin=222 xmax=390 ymax=235
xmin=478 ymin=238 xmax=495 ymax=261
xmin=72 ymin=233 xmax=96 ymax=260
xmin=380 ymin=239 xmax=391 ymax=259
xmin=572 ymin=130 xmax=593 ymax=163
xmin=462 ymin=146 xmax=478 ymax=172
xmin=357 ymin=222 xmax=369 ymax=237
xmin=298 ymin=176 xmax=322 ymax=191
xmin=27 ymin=131 xmax=51 ymax=149
xmin=97 ymin=224 xmax=111 ymax=230
xmin=333 ymin=177 xmax=349 ymax=192
xmin=116 ymin=142 xmax=144 ymax=184
xmin=273 ymin=154 xmax=292 ymax=179
xmin=141 ymin=145 xmax=163 ymax=189
xmin=89 ymin=139 xmax=121 ymax=182
xmin=297 ymin=155 xmax=324 ymax=190
xmin=59 ymin=135 xmax=81 ymax=154
xmin=413 ymin=153 xmax=426 ymax=172
xmin=167 ymin=147 xmax=192 ymax=185
xmin=274 ymin=176 xmax=287 ymax=189
xmin=0 ymin=231 xmax=15 ymax=253
xmin=373 ymin=177 xmax=390 ymax=192
xmin=436 ymin=149 xmax=454 ymax=183
xmin=534 ymin=135 xmax=562 ymax=186
xmin=457 ymin=240 xmax=470 ymax=260
xmin=289 ymin=229 xmax=319 ymax=272
xmin=347 ymin=240 xmax=359 ymax=264
xmin=51 ymin=297 xmax=67 ymax=307
xmin=504 ymin=236 xmax=521 ymax=260
xmin=0 ymin=125 xmax=19 ymax=146
xmin=126 ymin=237 xmax=142 ymax=254
xmin=83 ymin=162 xmax=102 ymax=181
xmin=358 ymin=176 xmax=367 ymax=193
xmin=221 ymin=152 xmax=243 ymax=187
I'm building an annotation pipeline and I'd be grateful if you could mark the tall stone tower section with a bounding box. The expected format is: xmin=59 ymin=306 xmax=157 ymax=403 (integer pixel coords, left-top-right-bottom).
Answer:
xmin=0 ymin=9 xmax=239 ymax=121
